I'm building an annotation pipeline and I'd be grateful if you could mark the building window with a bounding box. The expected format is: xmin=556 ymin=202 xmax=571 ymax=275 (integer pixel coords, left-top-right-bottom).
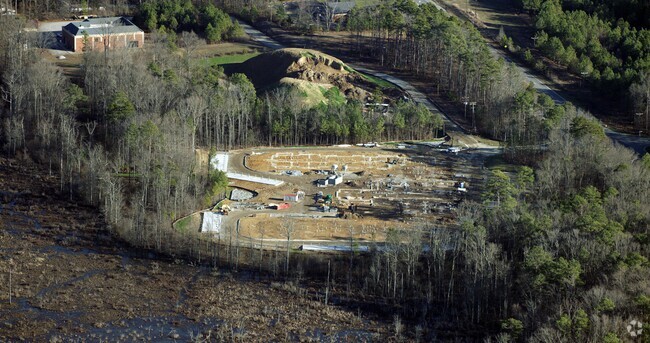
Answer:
xmin=128 ymin=41 xmax=138 ymax=48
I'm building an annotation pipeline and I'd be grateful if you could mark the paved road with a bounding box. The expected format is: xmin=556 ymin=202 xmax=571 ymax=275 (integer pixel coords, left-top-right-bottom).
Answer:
xmin=351 ymin=67 xmax=461 ymax=131
xmin=37 ymin=21 xmax=75 ymax=55
xmin=488 ymin=48 xmax=566 ymax=104
xmin=239 ymin=19 xmax=649 ymax=154
xmin=237 ymin=20 xmax=474 ymax=145
xmin=238 ymin=21 xmax=284 ymax=50
xmin=490 ymin=36 xmax=649 ymax=154
xmin=432 ymin=1 xmax=650 ymax=155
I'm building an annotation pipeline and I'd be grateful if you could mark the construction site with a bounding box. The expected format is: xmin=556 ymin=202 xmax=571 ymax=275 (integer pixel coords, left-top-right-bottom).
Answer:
xmin=178 ymin=142 xmax=496 ymax=251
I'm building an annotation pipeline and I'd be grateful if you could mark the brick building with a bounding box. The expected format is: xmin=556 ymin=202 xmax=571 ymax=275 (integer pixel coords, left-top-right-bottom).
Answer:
xmin=62 ymin=17 xmax=144 ymax=52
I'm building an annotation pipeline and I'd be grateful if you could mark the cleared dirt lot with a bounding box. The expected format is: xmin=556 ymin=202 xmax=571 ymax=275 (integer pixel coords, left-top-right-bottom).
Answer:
xmin=238 ymin=214 xmax=409 ymax=242
xmin=248 ymin=149 xmax=410 ymax=173
xmin=203 ymin=145 xmax=495 ymax=245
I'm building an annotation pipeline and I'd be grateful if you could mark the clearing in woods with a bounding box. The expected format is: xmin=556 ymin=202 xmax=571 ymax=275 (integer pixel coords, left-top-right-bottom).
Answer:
xmin=195 ymin=145 xmax=497 ymax=246
xmin=247 ymin=150 xmax=411 ymax=173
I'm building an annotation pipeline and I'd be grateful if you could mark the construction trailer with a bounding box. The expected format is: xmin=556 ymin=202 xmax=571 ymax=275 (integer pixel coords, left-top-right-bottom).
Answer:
xmin=283 ymin=191 xmax=305 ymax=202
xmin=269 ymin=203 xmax=291 ymax=210
xmin=318 ymin=175 xmax=343 ymax=187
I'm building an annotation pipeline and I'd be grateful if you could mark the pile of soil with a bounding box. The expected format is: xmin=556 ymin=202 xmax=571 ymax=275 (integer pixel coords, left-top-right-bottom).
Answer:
xmin=236 ymin=48 xmax=371 ymax=103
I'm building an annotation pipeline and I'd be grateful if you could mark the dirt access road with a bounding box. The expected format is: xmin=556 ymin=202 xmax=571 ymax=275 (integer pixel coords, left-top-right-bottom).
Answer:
xmin=0 ymin=156 xmax=392 ymax=341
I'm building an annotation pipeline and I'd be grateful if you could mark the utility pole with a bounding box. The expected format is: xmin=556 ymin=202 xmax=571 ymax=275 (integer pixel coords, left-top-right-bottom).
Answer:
xmin=470 ymin=101 xmax=477 ymax=132
xmin=462 ymin=97 xmax=469 ymax=119
xmin=531 ymin=35 xmax=539 ymax=47
xmin=580 ymin=71 xmax=589 ymax=88
xmin=8 ymin=263 xmax=12 ymax=304
xmin=635 ymin=112 xmax=643 ymax=131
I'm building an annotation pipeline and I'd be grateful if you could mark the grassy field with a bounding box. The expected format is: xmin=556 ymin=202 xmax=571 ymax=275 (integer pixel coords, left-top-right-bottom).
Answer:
xmin=174 ymin=215 xmax=194 ymax=232
xmin=355 ymin=0 xmax=384 ymax=8
xmin=359 ymin=72 xmax=396 ymax=89
xmin=204 ymin=52 xmax=261 ymax=66
xmin=484 ymin=154 xmax=519 ymax=173
xmin=343 ymin=64 xmax=395 ymax=89
xmin=193 ymin=42 xmax=262 ymax=57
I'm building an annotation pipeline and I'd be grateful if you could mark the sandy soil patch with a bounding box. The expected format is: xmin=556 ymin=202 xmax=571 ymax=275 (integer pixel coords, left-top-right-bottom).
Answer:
xmin=238 ymin=214 xmax=409 ymax=242
xmin=247 ymin=149 xmax=410 ymax=173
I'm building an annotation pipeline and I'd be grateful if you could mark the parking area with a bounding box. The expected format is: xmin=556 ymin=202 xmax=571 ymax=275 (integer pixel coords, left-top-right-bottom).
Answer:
xmin=37 ymin=20 xmax=76 ymax=54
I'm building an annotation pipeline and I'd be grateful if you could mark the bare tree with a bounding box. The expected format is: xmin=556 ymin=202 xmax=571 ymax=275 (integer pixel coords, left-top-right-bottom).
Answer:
xmin=180 ymin=30 xmax=205 ymax=70
xmin=282 ymin=219 xmax=296 ymax=276
xmin=178 ymin=94 xmax=207 ymax=150
xmin=630 ymin=72 xmax=650 ymax=132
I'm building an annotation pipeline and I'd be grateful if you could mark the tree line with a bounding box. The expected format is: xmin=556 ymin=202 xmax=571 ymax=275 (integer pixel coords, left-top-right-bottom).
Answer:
xmin=264 ymin=86 xmax=444 ymax=146
xmin=1 ymin=4 xmax=649 ymax=341
xmin=344 ymin=0 xmax=571 ymax=153
xmin=353 ymin=106 xmax=650 ymax=341
xmin=520 ymin=0 xmax=650 ymax=113
xmin=521 ymin=0 xmax=650 ymax=30
xmin=133 ymin=0 xmax=244 ymax=43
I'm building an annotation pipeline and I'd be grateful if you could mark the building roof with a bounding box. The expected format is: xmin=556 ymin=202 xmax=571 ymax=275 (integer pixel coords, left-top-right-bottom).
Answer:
xmin=327 ymin=1 xmax=355 ymax=15
xmin=62 ymin=17 xmax=142 ymax=36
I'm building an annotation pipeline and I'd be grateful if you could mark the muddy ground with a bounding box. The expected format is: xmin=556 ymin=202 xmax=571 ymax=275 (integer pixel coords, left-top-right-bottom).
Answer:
xmin=0 ymin=156 xmax=394 ymax=341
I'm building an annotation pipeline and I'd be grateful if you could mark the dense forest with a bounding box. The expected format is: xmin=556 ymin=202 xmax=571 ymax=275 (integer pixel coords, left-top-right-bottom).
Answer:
xmin=1 ymin=0 xmax=650 ymax=341
xmin=519 ymin=0 xmax=650 ymax=114
xmin=343 ymin=1 xmax=571 ymax=152
xmin=133 ymin=0 xmax=244 ymax=43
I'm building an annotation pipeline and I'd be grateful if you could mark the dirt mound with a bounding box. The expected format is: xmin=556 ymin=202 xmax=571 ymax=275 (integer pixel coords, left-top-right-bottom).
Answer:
xmin=238 ymin=48 xmax=369 ymax=103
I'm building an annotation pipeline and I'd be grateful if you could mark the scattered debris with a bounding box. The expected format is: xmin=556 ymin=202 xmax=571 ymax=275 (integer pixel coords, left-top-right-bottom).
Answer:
xmin=284 ymin=170 xmax=303 ymax=176
xmin=356 ymin=142 xmax=379 ymax=148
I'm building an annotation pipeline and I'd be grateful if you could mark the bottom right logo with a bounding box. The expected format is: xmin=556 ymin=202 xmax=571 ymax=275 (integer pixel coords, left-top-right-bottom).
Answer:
xmin=627 ymin=319 xmax=643 ymax=338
